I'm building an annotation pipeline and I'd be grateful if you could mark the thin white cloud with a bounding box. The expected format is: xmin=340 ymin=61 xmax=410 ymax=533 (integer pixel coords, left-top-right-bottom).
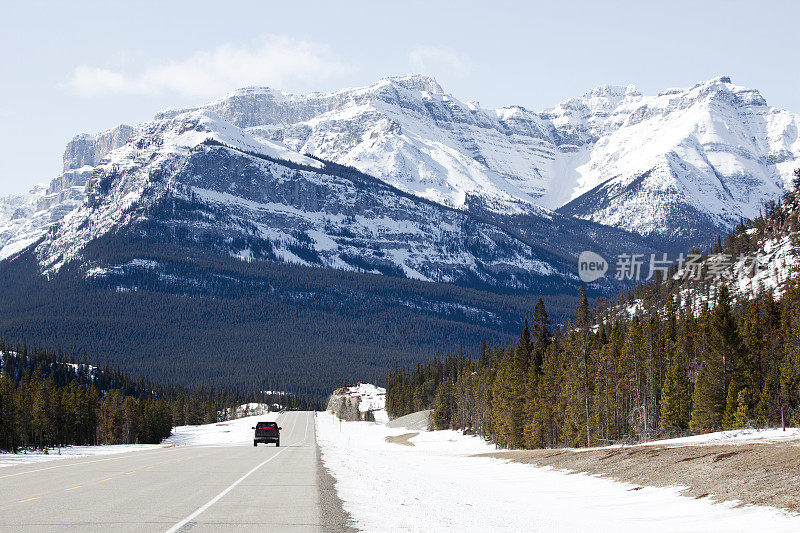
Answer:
xmin=66 ymin=36 xmax=352 ymax=98
xmin=408 ymin=46 xmax=473 ymax=78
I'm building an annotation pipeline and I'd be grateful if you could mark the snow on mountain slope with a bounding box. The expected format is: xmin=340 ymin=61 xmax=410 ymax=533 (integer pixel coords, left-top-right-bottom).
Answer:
xmin=32 ymin=108 xmax=566 ymax=293
xmin=559 ymin=77 xmax=799 ymax=245
xmin=4 ymin=75 xmax=798 ymax=268
xmin=162 ymin=74 xmax=554 ymax=215
xmin=0 ymin=169 xmax=90 ymax=260
xmin=0 ymin=125 xmax=134 ymax=261
xmin=164 ymin=74 xmax=799 ymax=247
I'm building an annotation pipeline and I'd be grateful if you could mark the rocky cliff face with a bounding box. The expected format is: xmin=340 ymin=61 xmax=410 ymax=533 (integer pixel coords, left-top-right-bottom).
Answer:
xmin=62 ymin=124 xmax=135 ymax=171
xmin=0 ymin=125 xmax=135 ymax=260
xmin=326 ymin=383 xmax=387 ymax=422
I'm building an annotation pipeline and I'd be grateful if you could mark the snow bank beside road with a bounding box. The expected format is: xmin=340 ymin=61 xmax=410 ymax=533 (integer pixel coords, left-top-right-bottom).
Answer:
xmin=316 ymin=414 xmax=800 ymax=532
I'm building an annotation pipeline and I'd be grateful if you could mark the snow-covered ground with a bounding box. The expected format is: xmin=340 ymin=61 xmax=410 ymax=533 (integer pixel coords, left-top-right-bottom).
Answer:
xmin=635 ymin=427 xmax=800 ymax=447
xmin=0 ymin=406 xmax=279 ymax=467
xmin=316 ymin=414 xmax=800 ymax=532
xmin=163 ymin=412 xmax=279 ymax=446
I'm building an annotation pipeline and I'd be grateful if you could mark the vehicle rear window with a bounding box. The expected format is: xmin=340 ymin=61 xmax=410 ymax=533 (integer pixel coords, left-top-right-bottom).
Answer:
xmin=257 ymin=422 xmax=277 ymax=429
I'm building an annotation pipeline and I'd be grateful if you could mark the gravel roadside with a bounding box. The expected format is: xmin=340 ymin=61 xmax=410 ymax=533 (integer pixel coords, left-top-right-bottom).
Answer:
xmin=315 ymin=416 xmax=357 ymax=532
xmin=477 ymin=441 xmax=800 ymax=512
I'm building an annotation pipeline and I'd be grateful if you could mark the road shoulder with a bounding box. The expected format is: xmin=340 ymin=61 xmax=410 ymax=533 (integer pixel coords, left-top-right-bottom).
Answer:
xmin=315 ymin=415 xmax=356 ymax=532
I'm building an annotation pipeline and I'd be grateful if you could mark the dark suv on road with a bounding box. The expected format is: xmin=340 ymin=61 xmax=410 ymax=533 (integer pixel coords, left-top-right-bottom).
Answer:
xmin=253 ymin=421 xmax=281 ymax=446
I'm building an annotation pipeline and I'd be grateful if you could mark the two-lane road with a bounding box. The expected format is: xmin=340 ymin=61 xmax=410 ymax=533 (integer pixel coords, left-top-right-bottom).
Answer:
xmin=0 ymin=411 xmax=350 ymax=532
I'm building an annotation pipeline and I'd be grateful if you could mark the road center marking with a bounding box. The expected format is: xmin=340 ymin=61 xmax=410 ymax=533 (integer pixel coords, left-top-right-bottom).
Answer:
xmin=17 ymin=497 xmax=40 ymax=503
xmin=65 ymin=485 xmax=82 ymax=491
xmin=99 ymin=477 xmax=113 ymax=482
xmin=125 ymin=471 xmax=136 ymax=475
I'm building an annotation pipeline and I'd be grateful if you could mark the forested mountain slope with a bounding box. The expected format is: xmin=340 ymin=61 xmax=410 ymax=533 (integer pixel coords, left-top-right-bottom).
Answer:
xmin=388 ymin=174 xmax=800 ymax=447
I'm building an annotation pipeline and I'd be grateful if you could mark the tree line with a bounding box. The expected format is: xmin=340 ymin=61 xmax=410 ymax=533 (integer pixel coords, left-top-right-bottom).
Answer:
xmin=0 ymin=342 xmax=321 ymax=453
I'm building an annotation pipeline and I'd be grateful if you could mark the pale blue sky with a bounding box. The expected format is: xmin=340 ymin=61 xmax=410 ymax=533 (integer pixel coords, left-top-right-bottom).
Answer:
xmin=2 ymin=0 xmax=798 ymax=193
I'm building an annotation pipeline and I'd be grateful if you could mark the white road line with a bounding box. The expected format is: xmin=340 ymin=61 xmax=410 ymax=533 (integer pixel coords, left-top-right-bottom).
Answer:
xmin=164 ymin=441 xmax=291 ymax=533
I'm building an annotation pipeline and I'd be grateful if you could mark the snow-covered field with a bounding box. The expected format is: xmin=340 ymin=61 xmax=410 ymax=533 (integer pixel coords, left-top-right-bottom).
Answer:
xmin=316 ymin=414 xmax=800 ymax=532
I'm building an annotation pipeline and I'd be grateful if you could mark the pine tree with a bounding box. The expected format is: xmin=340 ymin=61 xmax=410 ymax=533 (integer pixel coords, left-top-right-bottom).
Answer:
xmin=660 ymin=348 xmax=691 ymax=431
xmin=431 ymin=379 xmax=454 ymax=430
xmin=516 ymin=320 xmax=533 ymax=367
xmin=691 ymin=359 xmax=724 ymax=431
xmin=530 ymin=298 xmax=551 ymax=375
xmin=0 ymin=373 xmax=16 ymax=451
xmin=708 ymin=284 xmax=744 ymax=395
xmin=691 ymin=284 xmax=743 ymax=430
xmin=733 ymin=388 xmax=751 ymax=429
xmin=755 ymin=375 xmax=779 ymax=427
xmin=491 ymin=349 xmax=526 ymax=448
xmin=722 ymin=382 xmax=742 ymax=430
xmin=575 ymin=287 xmax=591 ymax=446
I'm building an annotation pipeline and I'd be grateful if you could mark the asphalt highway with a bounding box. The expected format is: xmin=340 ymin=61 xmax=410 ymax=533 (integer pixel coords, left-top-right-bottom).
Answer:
xmin=0 ymin=411 xmax=349 ymax=532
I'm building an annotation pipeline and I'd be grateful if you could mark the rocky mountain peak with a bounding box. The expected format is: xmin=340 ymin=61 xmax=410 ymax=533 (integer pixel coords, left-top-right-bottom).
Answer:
xmin=379 ymin=73 xmax=444 ymax=94
xmin=62 ymin=124 xmax=135 ymax=171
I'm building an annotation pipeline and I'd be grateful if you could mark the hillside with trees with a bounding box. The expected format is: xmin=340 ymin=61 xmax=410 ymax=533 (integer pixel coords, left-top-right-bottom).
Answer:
xmin=387 ymin=172 xmax=800 ymax=447
xmin=0 ymin=341 xmax=321 ymax=453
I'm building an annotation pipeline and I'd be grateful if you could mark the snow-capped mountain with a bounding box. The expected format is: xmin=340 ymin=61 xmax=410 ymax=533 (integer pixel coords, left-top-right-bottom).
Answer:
xmin=1 ymin=75 xmax=797 ymax=395
xmin=556 ymin=77 xmax=799 ymax=247
xmin=0 ymin=124 xmax=133 ymax=260
xmin=0 ymin=168 xmax=90 ymax=259
xmin=158 ymin=74 xmax=799 ymax=250
xmin=2 ymin=75 xmax=797 ymax=279
xmin=33 ymin=109 xmax=579 ymax=292
xmin=158 ymin=74 xmax=552 ymax=216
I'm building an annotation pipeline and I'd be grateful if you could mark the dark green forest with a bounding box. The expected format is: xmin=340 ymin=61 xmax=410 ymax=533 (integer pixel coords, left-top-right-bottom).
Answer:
xmin=387 ymin=174 xmax=800 ymax=448
xmin=0 ymin=342 xmax=320 ymax=453
xmin=0 ymin=236 xmax=571 ymax=396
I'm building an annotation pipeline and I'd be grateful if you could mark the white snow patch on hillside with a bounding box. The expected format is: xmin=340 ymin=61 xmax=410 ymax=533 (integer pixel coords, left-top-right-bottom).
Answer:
xmin=316 ymin=415 xmax=800 ymax=532
xmin=733 ymin=235 xmax=798 ymax=297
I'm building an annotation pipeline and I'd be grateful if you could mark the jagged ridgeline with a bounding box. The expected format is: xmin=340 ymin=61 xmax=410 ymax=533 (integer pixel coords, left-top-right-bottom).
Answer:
xmin=388 ymin=175 xmax=800 ymax=447
xmin=0 ymin=341 xmax=322 ymax=453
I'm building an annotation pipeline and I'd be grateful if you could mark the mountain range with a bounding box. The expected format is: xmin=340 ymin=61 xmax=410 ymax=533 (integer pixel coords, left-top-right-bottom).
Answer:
xmin=0 ymin=74 xmax=797 ymax=392
xmin=4 ymin=75 xmax=798 ymax=266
